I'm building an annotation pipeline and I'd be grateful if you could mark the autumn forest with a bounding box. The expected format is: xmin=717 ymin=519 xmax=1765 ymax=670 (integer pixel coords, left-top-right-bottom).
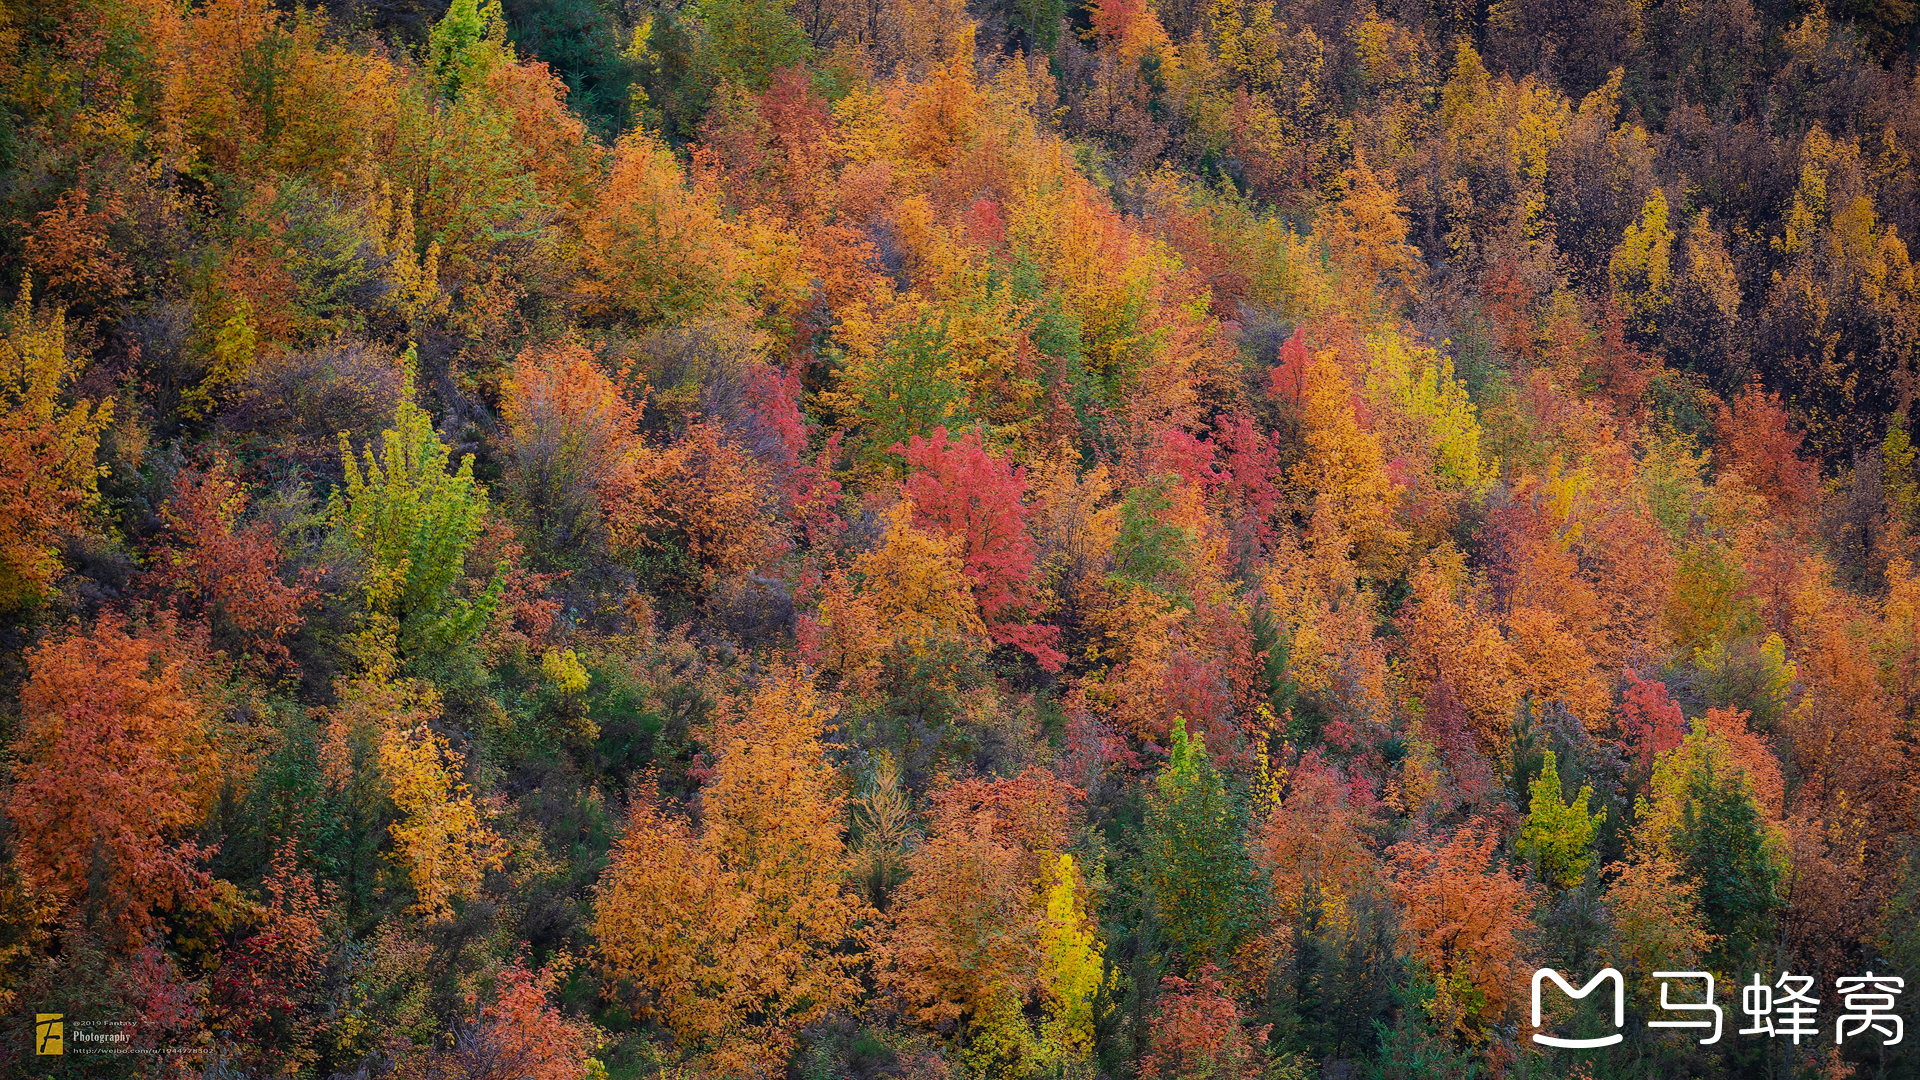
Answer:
xmin=1 ymin=0 xmax=1918 ymax=1074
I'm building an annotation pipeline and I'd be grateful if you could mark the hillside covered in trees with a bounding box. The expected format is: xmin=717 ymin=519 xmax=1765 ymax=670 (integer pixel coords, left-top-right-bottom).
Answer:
xmin=1 ymin=0 xmax=1918 ymax=1075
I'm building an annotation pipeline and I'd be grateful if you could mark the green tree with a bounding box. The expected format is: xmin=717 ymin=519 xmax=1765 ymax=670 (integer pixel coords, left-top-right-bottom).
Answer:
xmin=988 ymin=0 xmax=1067 ymax=52
xmin=1112 ymin=474 xmax=1192 ymax=594
xmin=1515 ymin=750 xmax=1599 ymax=889
xmin=1140 ymin=717 xmax=1259 ymax=966
xmin=183 ymin=297 xmax=258 ymax=421
xmin=428 ymin=0 xmax=509 ymax=98
xmin=331 ymin=349 xmax=501 ymax=670
xmin=850 ymin=316 xmax=968 ymax=463
xmin=501 ymin=0 xmax=640 ymax=139
xmin=1673 ymin=757 xmax=1781 ymax=965
xmin=1878 ymin=848 xmax=1920 ymax=1075
xmin=1884 ymin=421 xmax=1919 ymax=541
xmin=693 ymin=0 xmax=811 ymax=90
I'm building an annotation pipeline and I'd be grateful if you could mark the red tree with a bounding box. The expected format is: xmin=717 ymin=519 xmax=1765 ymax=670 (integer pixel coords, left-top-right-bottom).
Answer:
xmin=896 ymin=427 xmax=1063 ymax=670
xmin=1141 ymin=964 xmax=1270 ymax=1079
xmin=1152 ymin=426 xmax=1224 ymax=490
xmin=5 ymin=614 xmax=216 ymax=938
xmin=1422 ymin=678 xmax=1498 ymax=808
xmin=964 ymin=197 xmax=1007 ymax=248
xmin=746 ymin=362 xmax=841 ymax=543
xmin=1619 ymin=670 xmax=1687 ymax=773
xmin=1268 ymin=328 xmax=1309 ymax=407
xmin=466 ymin=955 xmax=601 ymax=1080
xmin=209 ymin=843 xmax=334 ymax=1073
xmin=1714 ymin=380 xmax=1817 ymax=512
xmin=151 ymin=454 xmax=317 ymax=665
xmin=1216 ymin=412 xmax=1285 ymax=545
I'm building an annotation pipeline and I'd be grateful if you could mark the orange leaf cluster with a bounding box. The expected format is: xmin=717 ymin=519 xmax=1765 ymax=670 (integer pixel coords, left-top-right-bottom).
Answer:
xmin=6 ymin=615 xmax=218 ymax=938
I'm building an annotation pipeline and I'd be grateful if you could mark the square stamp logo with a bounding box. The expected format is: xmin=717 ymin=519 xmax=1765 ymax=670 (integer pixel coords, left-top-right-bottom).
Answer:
xmin=35 ymin=1013 xmax=62 ymax=1055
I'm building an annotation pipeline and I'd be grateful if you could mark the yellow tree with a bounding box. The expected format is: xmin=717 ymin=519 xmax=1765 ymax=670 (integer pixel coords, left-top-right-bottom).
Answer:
xmin=815 ymin=501 xmax=987 ymax=690
xmin=595 ymin=673 xmax=867 ymax=1071
xmin=1316 ymin=156 xmax=1420 ymax=307
xmin=0 ymin=279 xmax=109 ymax=611
xmin=1038 ymin=854 xmax=1107 ymax=1059
xmin=378 ymin=719 xmax=504 ymax=923
xmin=1609 ymin=188 xmax=1674 ymax=338
xmin=315 ymin=670 xmax=503 ymax=922
xmin=1364 ymin=330 xmax=1489 ymax=492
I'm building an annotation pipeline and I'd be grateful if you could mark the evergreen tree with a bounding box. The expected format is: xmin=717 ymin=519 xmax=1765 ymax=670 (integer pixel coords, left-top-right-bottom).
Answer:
xmin=1112 ymin=475 xmax=1192 ymax=594
xmin=1140 ymin=717 xmax=1260 ymax=966
xmin=1674 ymin=758 xmax=1781 ymax=966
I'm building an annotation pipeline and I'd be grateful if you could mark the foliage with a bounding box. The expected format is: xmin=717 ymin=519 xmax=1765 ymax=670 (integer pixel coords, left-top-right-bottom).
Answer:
xmin=1514 ymin=750 xmax=1599 ymax=889
xmin=1601 ymin=849 xmax=1715 ymax=989
xmin=380 ymin=715 xmax=505 ymax=922
xmin=1635 ymin=716 xmax=1787 ymax=964
xmin=0 ymin=282 xmax=108 ymax=611
xmin=501 ymin=340 xmax=645 ymax=559
xmin=1037 ymin=853 xmax=1106 ymax=1057
xmin=693 ymin=0 xmax=812 ymax=89
xmin=5 ymin=616 xmax=216 ymax=939
xmin=1141 ymin=717 xmax=1260 ymax=966
xmin=595 ymin=674 xmax=867 ymax=1068
xmin=0 ymin=0 xmax=1913 ymax=1072
xmin=577 ymin=133 xmax=742 ymax=327
xmin=1385 ymin=823 xmax=1537 ymax=1037
xmin=331 ymin=356 xmax=501 ymax=668
xmin=1140 ymin=964 xmax=1271 ymax=1080
xmin=460 ymin=955 xmax=604 ymax=1080
xmin=151 ymin=454 xmax=317 ymax=664
xmin=206 ymin=845 xmax=336 ymax=1073
xmin=1113 ymin=474 xmax=1193 ymax=591
xmin=1609 ymin=189 xmax=1673 ymax=338
xmin=429 ymin=0 xmax=510 ymax=98
xmin=1617 ymin=671 xmax=1685 ymax=773
xmin=880 ymin=768 xmax=1078 ymax=1033
xmin=898 ymin=426 xmax=1062 ymax=669
xmin=815 ymin=501 xmax=986 ymax=688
